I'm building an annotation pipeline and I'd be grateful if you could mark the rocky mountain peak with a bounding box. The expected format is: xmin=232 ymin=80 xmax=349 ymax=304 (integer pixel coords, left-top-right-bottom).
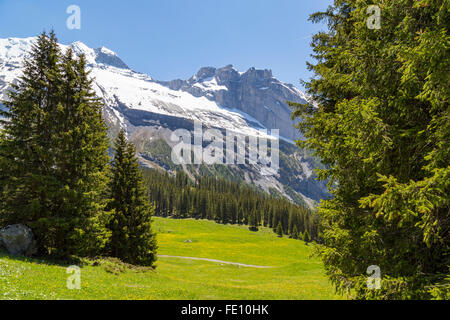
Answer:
xmin=242 ymin=67 xmax=273 ymax=80
xmin=158 ymin=65 xmax=305 ymax=141
xmin=94 ymin=46 xmax=129 ymax=70
xmin=215 ymin=65 xmax=241 ymax=83
xmin=194 ymin=67 xmax=216 ymax=81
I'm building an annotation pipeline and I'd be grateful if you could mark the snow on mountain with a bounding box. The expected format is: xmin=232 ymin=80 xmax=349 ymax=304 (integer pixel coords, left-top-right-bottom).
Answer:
xmin=0 ymin=36 xmax=327 ymax=207
xmin=0 ymin=37 xmax=277 ymax=140
xmin=0 ymin=37 xmax=35 ymax=60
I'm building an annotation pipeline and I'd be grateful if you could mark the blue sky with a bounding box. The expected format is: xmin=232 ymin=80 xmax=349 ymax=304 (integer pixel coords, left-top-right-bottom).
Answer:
xmin=0 ymin=0 xmax=332 ymax=90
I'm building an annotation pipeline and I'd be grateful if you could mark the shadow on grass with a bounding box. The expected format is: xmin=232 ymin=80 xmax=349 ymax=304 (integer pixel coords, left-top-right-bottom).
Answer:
xmin=0 ymin=248 xmax=156 ymax=276
xmin=0 ymin=248 xmax=84 ymax=268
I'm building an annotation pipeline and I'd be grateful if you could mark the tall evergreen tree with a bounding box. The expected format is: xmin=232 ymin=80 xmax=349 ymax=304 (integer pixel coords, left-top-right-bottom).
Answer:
xmin=276 ymin=222 xmax=283 ymax=238
xmin=108 ymin=130 xmax=158 ymax=266
xmin=0 ymin=31 xmax=61 ymax=238
xmin=290 ymin=224 xmax=298 ymax=239
xmin=303 ymin=230 xmax=310 ymax=244
xmin=290 ymin=0 xmax=449 ymax=299
xmin=248 ymin=209 xmax=258 ymax=231
xmin=292 ymin=225 xmax=299 ymax=240
xmin=0 ymin=31 xmax=111 ymax=257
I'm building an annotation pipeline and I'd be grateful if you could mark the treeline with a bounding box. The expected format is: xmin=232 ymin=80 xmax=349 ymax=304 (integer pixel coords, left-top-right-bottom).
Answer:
xmin=142 ymin=169 xmax=321 ymax=242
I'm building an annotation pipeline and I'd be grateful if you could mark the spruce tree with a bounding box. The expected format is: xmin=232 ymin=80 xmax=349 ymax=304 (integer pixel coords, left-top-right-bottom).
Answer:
xmin=53 ymin=48 xmax=112 ymax=257
xmin=248 ymin=209 xmax=258 ymax=232
xmin=292 ymin=225 xmax=299 ymax=240
xmin=0 ymin=31 xmax=111 ymax=257
xmin=0 ymin=31 xmax=61 ymax=236
xmin=276 ymin=222 xmax=283 ymax=238
xmin=290 ymin=0 xmax=449 ymax=299
xmin=303 ymin=230 xmax=310 ymax=244
xmin=108 ymin=130 xmax=158 ymax=266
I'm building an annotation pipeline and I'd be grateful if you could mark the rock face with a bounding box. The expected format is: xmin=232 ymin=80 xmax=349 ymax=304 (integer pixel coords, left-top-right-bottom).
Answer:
xmin=158 ymin=65 xmax=308 ymax=141
xmin=0 ymin=224 xmax=37 ymax=256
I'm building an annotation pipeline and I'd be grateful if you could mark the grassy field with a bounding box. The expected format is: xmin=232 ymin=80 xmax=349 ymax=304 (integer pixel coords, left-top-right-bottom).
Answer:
xmin=0 ymin=217 xmax=342 ymax=300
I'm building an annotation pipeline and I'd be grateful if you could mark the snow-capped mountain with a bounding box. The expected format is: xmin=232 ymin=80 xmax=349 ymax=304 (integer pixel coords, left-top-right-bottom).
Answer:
xmin=0 ymin=38 xmax=270 ymax=139
xmin=0 ymin=37 xmax=328 ymax=207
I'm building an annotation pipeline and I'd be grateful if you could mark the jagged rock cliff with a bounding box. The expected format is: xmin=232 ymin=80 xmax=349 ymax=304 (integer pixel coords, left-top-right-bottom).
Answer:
xmin=159 ymin=65 xmax=308 ymax=141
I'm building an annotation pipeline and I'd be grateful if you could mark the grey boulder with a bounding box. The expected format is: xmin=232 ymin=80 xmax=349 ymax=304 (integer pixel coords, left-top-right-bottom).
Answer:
xmin=0 ymin=224 xmax=37 ymax=256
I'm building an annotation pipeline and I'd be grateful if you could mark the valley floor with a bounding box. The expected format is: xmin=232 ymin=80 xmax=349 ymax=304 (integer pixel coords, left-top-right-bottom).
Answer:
xmin=0 ymin=217 xmax=342 ymax=300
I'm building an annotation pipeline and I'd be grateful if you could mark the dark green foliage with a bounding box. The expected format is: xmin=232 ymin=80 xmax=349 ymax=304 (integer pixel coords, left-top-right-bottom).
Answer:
xmin=303 ymin=230 xmax=310 ymax=244
xmin=248 ymin=210 xmax=259 ymax=232
xmin=292 ymin=225 xmax=299 ymax=240
xmin=107 ymin=130 xmax=158 ymax=267
xmin=0 ymin=32 xmax=111 ymax=258
xmin=276 ymin=222 xmax=283 ymax=238
xmin=290 ymin=0 xmax=449 ymax=299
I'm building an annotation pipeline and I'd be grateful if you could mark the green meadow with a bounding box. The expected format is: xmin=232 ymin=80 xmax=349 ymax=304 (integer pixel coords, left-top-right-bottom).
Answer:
xmin=0 ymin=217 xmax=342 ymax=300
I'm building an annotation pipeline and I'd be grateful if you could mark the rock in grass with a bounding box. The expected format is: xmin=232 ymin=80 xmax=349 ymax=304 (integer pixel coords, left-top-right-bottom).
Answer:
xmin=0 ymin=224 xmax=37 ymax=256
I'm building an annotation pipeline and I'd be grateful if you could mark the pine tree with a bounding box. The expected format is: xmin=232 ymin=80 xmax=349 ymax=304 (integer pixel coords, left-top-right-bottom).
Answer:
xmin=54 ymin=48 xmax=112 ymax=257
xmin=0 ymin=31 xmax=111 ymax=257
xmin=0 ymin=31 xmax=61 ymax=245
xmin=248 ymin=209 xmax=258 ymax=232
xmin=276 ymin=222 xmax=283 ymax=238
xmin=292 ymin=225 xmax=299 ymax=240
xmin=303 ymin=230 xmax=310 ymax=244
xmin=237 ymin=205 xmax=244 ymax=225
xmin=108 ymin=130 xmax=158 ymax=266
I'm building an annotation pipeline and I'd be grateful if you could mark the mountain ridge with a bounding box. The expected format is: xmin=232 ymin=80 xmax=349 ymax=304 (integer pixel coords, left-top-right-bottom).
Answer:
xmin=0 ymin=36 xmax=328 ymax=207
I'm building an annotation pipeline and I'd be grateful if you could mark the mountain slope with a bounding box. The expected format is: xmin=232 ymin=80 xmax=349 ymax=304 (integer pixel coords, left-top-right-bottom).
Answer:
xmin=0 ymin=36 xmax=328 ymax=206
